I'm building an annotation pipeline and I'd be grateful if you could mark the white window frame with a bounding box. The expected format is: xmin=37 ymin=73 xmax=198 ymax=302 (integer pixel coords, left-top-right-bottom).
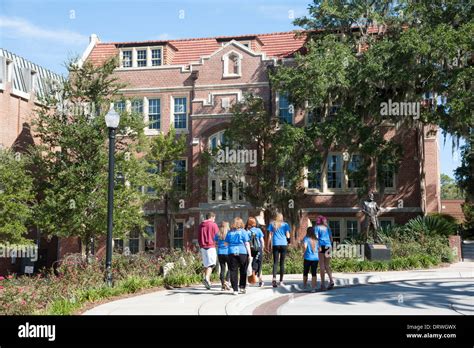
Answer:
xmin=146 ymin=97 xmax=161 ymax=133
xmin=305 ymin=152 xmax=365 ymax=194
xmin=120 ymin=49 xmax=133 ymax=68
xmin=377 ymin=163 xmax=397 ymax=193
xmin=275 ymin=92 xmax=294 ymax=125
xmin=136 ymin=48 xmax=147 ymax=67
xmin=150 ymin=47 xmax=163 ymax=66
xmin=171 ymin=96 xmax=189 ymax=133
xmin=172 ymin=220 xmax=185 ymax=249
xmin=173 ymin=158 xmax=187 ymax=192
xmin=222 ymin=50 xmax=242 ymax=78
xmin=119 ymin=46 xmax=164 ymax=68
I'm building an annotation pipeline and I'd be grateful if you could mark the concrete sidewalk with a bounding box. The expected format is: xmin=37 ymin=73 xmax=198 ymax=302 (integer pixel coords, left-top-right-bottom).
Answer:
xmin=83 ymin=262 xmax=473 ymax=315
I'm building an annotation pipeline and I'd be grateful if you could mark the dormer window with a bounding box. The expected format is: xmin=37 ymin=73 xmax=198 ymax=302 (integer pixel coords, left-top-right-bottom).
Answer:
xmin=151 ymin=48 xmax=162 ymax=66
xmin=222 ymin=51 xmax=242 ymax=78
xmin=120 ymin=46 xmax=163 ymax=68
xmin=122 ymin=50 xmax=132 ymax=67
xmin=136 ymin=49 xmax=147 ymax=67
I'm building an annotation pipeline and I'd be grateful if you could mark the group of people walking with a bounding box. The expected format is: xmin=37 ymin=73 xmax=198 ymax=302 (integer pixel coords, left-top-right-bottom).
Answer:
xmin=198 ymin=212 xmax=335 ymax=295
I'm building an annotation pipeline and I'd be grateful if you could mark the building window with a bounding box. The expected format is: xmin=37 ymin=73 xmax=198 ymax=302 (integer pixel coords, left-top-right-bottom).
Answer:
xmin=136 ymin=49 xmax=147 ymax=67
xmin=238 ymin=181 xmax=245 ymax=201
xmin=209 ymin=131 xmax=226 ymax=151
xmin=148 ymin=99 xmax=161 ymax=129
xmin=278 ymin=94 xmax=293 ymax=124
xmin=131 ymin=99 xmax=143 ymax=115
xmin=145 ymin=224 xmax=155 ymax=252
xmin=347 ymin=154 xmax=362 ymax=188
xmin=151 ymin=48 xmax=162 ymax=66
xmin=308 ymin=159 xmax=322 ymax=189
xmin=173 ymin=159 xmax=186 ymax=191
xmin=129 ymin=229 xmax=140 ymax=254
xmin=146 ymin=161 xmax=159 ymax=194
xmin=382 ymin=165 xmax=395 ymax=189
xmin=328 ymin=220 xmax=340 ymax=243
xmin=211 ymin=179 xmax=217 ymax=200
xmin=113 ymin=239 xmax=124 ymax=253
xmin=327 ymin=154 xmax=343 ymax=189
xmin=220 ymin=180 xmax=234 ymax=201
xmin=115 ymin=100 xmax=126 ymax=113
xmin=380 ymin=219 xmax=393 ymax=230
xmin=173 ymin=97 xmax=187 ymax=129
xmin=174 ymin=222 xmax=184 ymax=249
xmin=122 ymin=50 xmax=132 ymax=68
xmin=346 ymin=220 xmax=359 ymax=239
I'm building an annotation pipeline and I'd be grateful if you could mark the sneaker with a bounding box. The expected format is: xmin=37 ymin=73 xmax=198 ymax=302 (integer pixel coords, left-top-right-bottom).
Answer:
xmin=239 ymin=288 xmax=247 ymax=294
xmin=202 ymin=278 xmax=211 ymax=290
xmin=259 ymin=281 xmax=264 ymax=287
xmin=311 ymin=288 xmax=317 ymax=293
xmin=233 ymin=291 xmax=239 ymax=296
xmin=224 ymin=282 xmax=232 ymax=291
xmin=272 ymin=280 xmax=277 ymax=288
xmin=328 ymin=282 xmax=335 ymax=290
xmin=279 ymin=281 xmax=285 ymax=287
xmin=221 ymin=285 xmax=226 ymax=291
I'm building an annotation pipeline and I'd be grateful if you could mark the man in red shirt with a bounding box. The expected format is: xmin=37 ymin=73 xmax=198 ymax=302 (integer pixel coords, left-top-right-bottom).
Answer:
xmin=198 ymin=212 xmax=219 ymax=289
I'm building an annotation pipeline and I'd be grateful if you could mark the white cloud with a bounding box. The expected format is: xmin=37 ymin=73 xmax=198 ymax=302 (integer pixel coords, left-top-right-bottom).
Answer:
xmin=0 ymin=16 xmax=88 ymax=45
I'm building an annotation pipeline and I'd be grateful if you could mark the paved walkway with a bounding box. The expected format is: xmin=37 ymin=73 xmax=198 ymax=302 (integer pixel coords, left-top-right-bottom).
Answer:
xmin=83 ymin=262 xmax=473 ymax=315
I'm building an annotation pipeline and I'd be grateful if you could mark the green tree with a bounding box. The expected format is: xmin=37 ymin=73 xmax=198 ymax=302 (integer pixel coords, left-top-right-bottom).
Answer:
xmin=30 ymin=58 xmax=149 ymax=255
xmin=145 ymin=128 xmax=187 ymax=247
xmin=440 ymin=173 xmax=463 ymax=199
xmin=0 ymin=149 xmax=34 ymax=244
xmin=202 ymin=94 xmax=318 ymax=238
xmin=271 ymin=0 xmax=472 ymax=199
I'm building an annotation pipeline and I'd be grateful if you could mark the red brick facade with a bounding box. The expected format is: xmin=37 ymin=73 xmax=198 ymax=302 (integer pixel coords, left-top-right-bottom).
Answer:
xmin=83 ymin=31 xmax=442 ymax=251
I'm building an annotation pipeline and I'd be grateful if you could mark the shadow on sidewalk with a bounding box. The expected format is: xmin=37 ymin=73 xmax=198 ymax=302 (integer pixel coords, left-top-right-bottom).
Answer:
xmin=311 ymin=279 xmax=474 ymax=313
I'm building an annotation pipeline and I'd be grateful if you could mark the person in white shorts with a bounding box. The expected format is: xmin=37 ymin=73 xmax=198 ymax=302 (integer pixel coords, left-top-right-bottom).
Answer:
xmin=198 ymin=212 xmax=219 ymax=289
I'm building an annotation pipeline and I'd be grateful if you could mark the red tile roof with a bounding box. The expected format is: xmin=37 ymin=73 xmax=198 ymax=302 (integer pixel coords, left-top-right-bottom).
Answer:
xmin=87 ymin=31 xmax=308 ymax=66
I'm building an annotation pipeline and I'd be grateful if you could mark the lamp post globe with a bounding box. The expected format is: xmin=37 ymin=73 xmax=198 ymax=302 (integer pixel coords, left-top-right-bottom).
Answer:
xmin=105 ymin=102 xmax=120 ymax=287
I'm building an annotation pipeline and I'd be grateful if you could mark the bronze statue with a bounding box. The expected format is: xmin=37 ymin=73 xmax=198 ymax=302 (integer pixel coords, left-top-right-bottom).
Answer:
xmin=361 ymin=192 xmax=382 ymax=243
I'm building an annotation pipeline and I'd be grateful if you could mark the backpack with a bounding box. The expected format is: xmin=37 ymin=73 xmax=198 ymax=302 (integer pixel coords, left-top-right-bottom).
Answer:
xmin=249 ymin=230 xmax=259 ymax=257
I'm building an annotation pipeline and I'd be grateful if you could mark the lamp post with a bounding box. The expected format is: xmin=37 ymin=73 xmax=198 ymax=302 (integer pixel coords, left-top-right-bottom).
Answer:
xmin=105 ymin=103 xmax=120 ymax=287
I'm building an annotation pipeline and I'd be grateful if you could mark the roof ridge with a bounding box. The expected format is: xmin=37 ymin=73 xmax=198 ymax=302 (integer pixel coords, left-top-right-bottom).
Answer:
xmin=100 ymin=30 xmax=306 ymax=45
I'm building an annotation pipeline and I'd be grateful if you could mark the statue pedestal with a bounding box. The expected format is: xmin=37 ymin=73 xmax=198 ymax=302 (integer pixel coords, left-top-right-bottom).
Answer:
xmin=365 ymin=243 xmax=391 ymax=261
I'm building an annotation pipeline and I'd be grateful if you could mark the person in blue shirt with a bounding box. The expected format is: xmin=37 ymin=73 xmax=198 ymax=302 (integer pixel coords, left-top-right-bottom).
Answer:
xmin=315 ymin=215 xmax=335 ymax=290
xmin=267 ymin=213 xmax=291 ymax=288
xmin=224 ymin=217 xmax=251 ymax=295
xmin=303 ymin=226 xmax=319 ymax=292
xmin=214 ymin=221 xmax=231 ymax=291
xmin=246 ymin=217 xmax=265 ymax=287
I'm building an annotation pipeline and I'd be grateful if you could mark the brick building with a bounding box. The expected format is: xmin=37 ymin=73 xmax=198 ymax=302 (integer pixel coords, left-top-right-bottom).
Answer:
xmin=81 ymin=30 xmax=441 ymax=252
xmin=0 ymin=49 xmax=67 ymax=274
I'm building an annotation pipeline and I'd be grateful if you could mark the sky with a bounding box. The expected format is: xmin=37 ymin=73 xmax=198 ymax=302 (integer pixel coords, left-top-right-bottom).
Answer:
xmin=0 ymin=0 xmax=463 ymax=177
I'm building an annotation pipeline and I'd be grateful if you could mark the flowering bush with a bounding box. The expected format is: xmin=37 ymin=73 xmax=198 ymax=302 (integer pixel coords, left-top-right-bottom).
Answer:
xmin=0 ymin=249 xmax=203 ymax=315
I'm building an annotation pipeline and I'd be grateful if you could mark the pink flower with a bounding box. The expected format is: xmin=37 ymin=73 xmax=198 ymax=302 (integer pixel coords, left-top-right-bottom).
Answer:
xmin=7 ymin=275 xmax=13 ymax=279
xmin=0 ymin=286 xmax=4 ymax=290
xmin=0 ymin=276 xmax=4 ymax=281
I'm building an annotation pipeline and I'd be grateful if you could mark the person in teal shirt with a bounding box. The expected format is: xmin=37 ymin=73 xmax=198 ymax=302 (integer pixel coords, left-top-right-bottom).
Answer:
xmin=214 ymin=221 xmax=230 ymax=291
xmin=303 ymin=227 xmax=319 ymax=292
xmin=267 ymin=213 xmax=291 ymax=288
xmin=314 ymin=216 xmax=334 ymax=290
xmin=224 ymin=217 xmax=251 ymax=295
xmin=246 ymin=217 xmax=265 ymax=287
